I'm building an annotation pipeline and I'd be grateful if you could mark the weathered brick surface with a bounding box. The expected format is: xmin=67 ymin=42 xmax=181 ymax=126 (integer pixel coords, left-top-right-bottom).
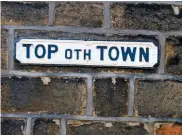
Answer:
xmin=1 ymin=29 xmax=8 ymax=69
xmin=111 ymin=3 xmax=182 ymax=31
xmin=135 ymin=80 xmax=182 ymax=117
xmin=154 ymin=123 xmax=182 ymax=135
xmin=14 ymin=30 xmax=158 ymax=73
xmin=33 ymin=119 xmax=60 ymax=135
xmin=1 ymin=2 xmax=48 ymax=25
xmin=93 ymin=78 xmax=128 ymax=116
xmin=1 ymin=118 xmax=26 ymax=135
xmin=165 ymin=36 xmax=182 ymax=74
xmin=55 ymin=2 xmax=104 ymax=27
xmin=67 ymin=121 xmax=149 ymax=135
xmin=1 ymin=77 xmax=87 ymax=114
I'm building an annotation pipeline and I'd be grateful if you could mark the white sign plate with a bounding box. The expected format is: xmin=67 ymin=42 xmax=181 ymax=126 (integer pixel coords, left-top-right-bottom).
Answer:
xmin=16 ymin=39 xmax=158 ymax=68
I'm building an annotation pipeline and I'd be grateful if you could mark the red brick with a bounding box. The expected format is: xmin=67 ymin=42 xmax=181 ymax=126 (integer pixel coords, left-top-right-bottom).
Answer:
xmin=154 ymin=123 xmax=182 ymax=135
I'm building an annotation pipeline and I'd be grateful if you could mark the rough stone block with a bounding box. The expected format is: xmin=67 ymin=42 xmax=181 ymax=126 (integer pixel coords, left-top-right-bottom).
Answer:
xmin=55 ymin=2 xmax=104 ymax=27
xmin=1 ymin=29 xmax=8 ymax=69
xmin=67 ymin=121 xmax=149 ymax=135
xmin=1 ymin=2 xmax=48 ymax=25
xmin=93 ymin=78 xmax=129 ymax=116
xmin=1 ymin=77 xmax=87 ymax=115
xmin=1 ymin=118 xmax=26 ymax=135
xmin=135 ymin=80 xmax=182 ymax=117
xmin=33 ymin=119 xmax=60 ymax=135
xmin=165 ymin=36 xmax=182 ymax=74
xmin=111 ymin=3 xmax=182 ymax=31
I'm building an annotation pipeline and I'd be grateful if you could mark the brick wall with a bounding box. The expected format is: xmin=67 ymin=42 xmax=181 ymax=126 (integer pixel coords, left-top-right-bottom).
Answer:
xmin=1 ymin=1 xmax=182 ymax=135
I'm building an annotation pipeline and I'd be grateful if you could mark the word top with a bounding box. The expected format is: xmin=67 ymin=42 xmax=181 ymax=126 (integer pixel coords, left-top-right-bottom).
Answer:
xmin=16 ymin=39 xmax=158 ymax=68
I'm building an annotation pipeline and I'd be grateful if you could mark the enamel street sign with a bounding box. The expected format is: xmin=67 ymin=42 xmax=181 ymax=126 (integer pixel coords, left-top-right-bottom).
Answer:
xmin=16 ymin=39 xmax=158 ymax=68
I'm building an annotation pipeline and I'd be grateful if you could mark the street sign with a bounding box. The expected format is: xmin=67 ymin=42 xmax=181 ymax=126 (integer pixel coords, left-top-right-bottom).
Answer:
xmin=16 ymin=39 xmax=158 ymax=68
